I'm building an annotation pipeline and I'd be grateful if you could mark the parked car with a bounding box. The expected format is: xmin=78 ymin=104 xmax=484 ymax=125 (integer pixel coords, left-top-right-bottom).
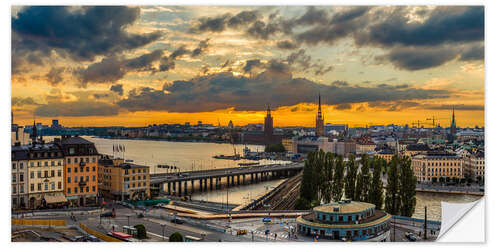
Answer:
xmin=100 ymin=211 xmax=114 ymax=218
xmin=405 ymin=232 xmax=417 ymax=242
xmin=171 ymin=218 xmax=185 ymax=224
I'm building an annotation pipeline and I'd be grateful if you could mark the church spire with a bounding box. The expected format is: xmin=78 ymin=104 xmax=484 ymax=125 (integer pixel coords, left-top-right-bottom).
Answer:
xmin=267 ymin=103 xmax=271 ymax=116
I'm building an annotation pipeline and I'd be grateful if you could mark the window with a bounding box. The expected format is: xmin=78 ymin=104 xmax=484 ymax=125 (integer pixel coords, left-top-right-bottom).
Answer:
xmin=30 ymin=162 xmax=34 ymax=167
xmin=86 ymin=186 xmax=89 ymax=192
xmin=69 ymin=148 xmax=75 ymax=155
xmin=68 ymin=177 xmax=71 ymax=183
xmin=86 ymin=158 xmax=89 ymax=163
xmin=58 ymin=182 xmax=61 ymax=189
xmin=20 ymin=186 xmax=24 ymax=193
xmin=74 ymin=158 xmax=78 ymax=163
xmin=80 ymin=167 xmax=84 ymax=172
xmin=37 ymin=183 xmax=41 ymax=191
xmin=19 ymin=163 xmax=24 ymax=169
xmin=12 ymin=173 xmax=16 ymax=182
xmin=86 ymin=167 xmax=89 ymax=172
xmin=44 ymin=171 xmax=48 ymax=178
xmin=58 ymin=170 xmax=62 ymax=177
xmin=44 ymin=183 xmax=49 ymax=190
xmin=74 ymin=187 xmax=78 ymax=193
xmin=80 ymin=187 xmax=84 ymax=193
xmin=92 ymin=157 xmax=96 ymax=163
xmin=92 ymin=186 xmax=96 ymax=192
xmin=12 ymin=163 xmax=16 ymax=169
xmin=68 ymin=167 xmax=71 ymax=173
xmin=13 ymin=186 xmax=16 ymax=194
xmin=67 ymin=188 xmax=71 ymax=194
xmin=80 ymin=176 xmax=84 ymax=182
xmin=86 ymin=176 xmax=89 ymax=181
xmin=68 ymin=158 xmax=71 ymax=164
xmin=92 ymin=175 xmax=96 ymax=181
xmin=44 ymin=161 xmax=48 ymax=167
xmin=20 ymin=173 xmax=24 ymax=182
xmin=75 ymin=167 xmax=78 ymax=173
xmin=51 ymin=182 xmax=55 ymax=190
xmin=51 ymin=170 xmax=55 ymax=177
xmin=92 ymin=166 xmax=96 ymax=172
xmin=31 ymin=184 xmax=34 ymax=191
xmin=51 ymin=161 xmax=55 ymax=166
xmin=37 ymin=162 xmax=41 ymax=167
xmin=58 ymin=161 xmax=61 ymax=166
xmin=74 ymin=176 xmax=78 ymax=182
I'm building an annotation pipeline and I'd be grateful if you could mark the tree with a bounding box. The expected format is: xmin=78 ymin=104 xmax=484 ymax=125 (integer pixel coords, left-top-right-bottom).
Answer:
xmin=385 ymin=155 xmax=401 ymax=215
xmin=169 ymin=232 xmax=184 ymax=242
xmin=332 ymin=155 xmax=345 ymax=201
xmin=368 ymin=157 xmax=384 ymax=209
xmin=432 ymin=177 xmax=437 ymax=183
xmin=399 ymin=156 xmax=417 ymax=217
xmin=355 ymin=154 xmax=372 ymax=202
xmin=344 ymin=154 xmax=358 ymax=200
xmin=319 ymin=152 xmax=335 ymax=204
xmin=133 ymin=224 xmax=147 ymax=239
xmin=297 ymin=152 xmax=317 ymax=208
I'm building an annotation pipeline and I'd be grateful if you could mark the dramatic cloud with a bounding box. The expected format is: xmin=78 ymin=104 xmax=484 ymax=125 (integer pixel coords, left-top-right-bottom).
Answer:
xmin=459 ymin=44 xmax=484 ymax=61
xmin=117 ymin=71 xmax=449 ymax=113
xmin=276 ymin=40 xmax=298 ymax=50
xmin=332 ymin=80 xmax=349 ymax=87
xmin=356 ymin=6 xmax=484 ymax=47
xmin=12 ymin=6 xmax=163 ymax=63
xmin=76 ymin=57 xmax=126 ymax=87
xmin=424 ymin=104 xmax=484 ymax=111
xmin=35 ymin=100 xmax=120 ymax=117
xmin=191 ymin=39 xmax=210 ymax=57
xmin=45 ymin=67 xmax=66 ymax=85
xmin=12 ymin=97 xmax=40 ymax=106
xmin=377 ymin=46 xmax=459 ymax=71
xmin=110 ymin=84 xmax=124 ymax=96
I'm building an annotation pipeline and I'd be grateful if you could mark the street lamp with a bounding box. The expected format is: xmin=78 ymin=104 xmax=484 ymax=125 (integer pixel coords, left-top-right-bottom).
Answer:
xmin=126 ymin=214 xmax=131 ymax=227
xmin=161 ymin=224 xmax=166 ymax=241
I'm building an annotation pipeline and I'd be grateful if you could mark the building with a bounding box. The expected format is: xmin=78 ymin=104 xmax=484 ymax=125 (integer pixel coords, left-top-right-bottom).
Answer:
xmin=11 ymin=124 xmax=30 ymax=146
xmin=282 ymin=138 xmax=294 ymax=152
xmin=333 ymin=140 xmax=356 ymax=157
xmin=315 ymin=94 xmax=325 ymax=137
xmin=98 ymin=156 xmax=150 ymax=201
xmin=411 ymin=151 xmax=464 ymax=183
xmin=403 ymin=144 xmax=431 ymax=157
xmin=375 ymin=149 xmax=394 ymax=163
xmin=356 ymin=142 xmax=376 ymax=154
xmin=264 ymin=104 xmax=273 ymax=140
xmin=56 ymin=135 xmax=99 ymax=206
xmin=450 ymin=107 xmax=457 ymax=136
xmin=464 ymin=151 xmax=485 ymax=181
xmin=11 ymin=145 xmax=29 ymax=209
xmin=292 ymin=137 xmax=333 ymax=154
xmin=296 ymin=200 xmax=391 ymax=241
xmin=26 ymin=142 xmax=66 ymax=209
xmin=242 ymin=105 xmax=283 ymax=145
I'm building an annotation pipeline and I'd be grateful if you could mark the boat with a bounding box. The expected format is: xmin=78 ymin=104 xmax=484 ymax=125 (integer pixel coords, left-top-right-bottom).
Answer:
xmin=238 ymin=162 xmax=259 ymax=166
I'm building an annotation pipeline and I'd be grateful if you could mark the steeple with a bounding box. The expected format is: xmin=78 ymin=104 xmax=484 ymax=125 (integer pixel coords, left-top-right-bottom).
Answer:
xmin=315 ymin=94 xmax=325 ymax=137
xmin=451 ymin=106 xmax=456 ymax=126
xmin=267 ymin=103 xmax=271 ymax=116
xmin=317 ymin=93 xmax=322 ymax=118
xmin=31 ymin=120 xmax=38 ymax=144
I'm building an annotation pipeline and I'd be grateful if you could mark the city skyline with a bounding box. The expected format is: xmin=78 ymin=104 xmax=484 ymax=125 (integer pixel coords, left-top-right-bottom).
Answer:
xmin=11 ymin=6 xmax=484 ymax=127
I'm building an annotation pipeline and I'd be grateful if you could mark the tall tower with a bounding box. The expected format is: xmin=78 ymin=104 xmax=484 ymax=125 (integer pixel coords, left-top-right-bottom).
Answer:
xmin=450 ymin=107 xmax=457 ymax=135
xmin=30 ymin=120 xmax=38 ymax=144
xmin=315 ymin=94 xmax=325 ymax=137
xmin=264 ymin=104 xmax=274 ymax=140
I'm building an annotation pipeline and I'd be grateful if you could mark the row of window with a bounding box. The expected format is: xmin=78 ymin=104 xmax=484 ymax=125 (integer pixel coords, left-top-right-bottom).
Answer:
xmin=67 ymin=166 xmax=96 ymax=174
xmin=29 ymin=152 xmax=63 ymax=158
xmin=67 ymin=175 xmax=96 ymax=183
xmin=423 ymin=161 xmax=461 ymax=167
xmin=299 ymin=222 xmax=389 ymax=238
xmin=29 ymin=182 xmax=62 ymax=192
xmin=123 ymin=175 xmax=147 ymax=182
xmin=316 ymin=211 xmax=373 ymax=223
xmin=124 ymin=169 xmax=148 ymax=175
xmin=28 ymin=161 xmax=63 ymax=167
xmin=67 ymin=157 xmax=97 ymax=164
xmin=12 ymin=185 xmax=24 ymax=194
xmin=67 ymin=185 xmax=96 ymax=194
xmin=123 ymin=182 xmax=148 ymax=190
xmin=30 ymin=170 xmax=62 ymax=179
xmin=12 ymin=173 xmax=24 ymax=183
xmin=12 ymin=162 xmax=24 ymax=170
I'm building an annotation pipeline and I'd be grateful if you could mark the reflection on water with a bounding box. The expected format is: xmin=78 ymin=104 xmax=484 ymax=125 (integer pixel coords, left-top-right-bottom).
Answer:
xmin=44 ymin=136 xmax=482 ymax=221
xmin=191 ymin=179 xmax=286 ymax=205
xmin=413 ymin=192 xmax=482 ymax=221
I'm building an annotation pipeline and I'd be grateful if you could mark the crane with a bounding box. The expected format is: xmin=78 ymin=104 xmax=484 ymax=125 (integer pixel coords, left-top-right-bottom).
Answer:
xmin=426 ymin=116 xmax=447 ymax=127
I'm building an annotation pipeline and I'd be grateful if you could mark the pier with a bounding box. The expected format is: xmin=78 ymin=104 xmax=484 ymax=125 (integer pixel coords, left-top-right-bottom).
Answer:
xmin=150 ymin=162 xmax=303 ymax=196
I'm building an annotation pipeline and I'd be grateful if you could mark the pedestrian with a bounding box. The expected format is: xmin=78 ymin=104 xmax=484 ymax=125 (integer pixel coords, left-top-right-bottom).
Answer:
xmin=275 ymin=232 xmax=277 ymax=240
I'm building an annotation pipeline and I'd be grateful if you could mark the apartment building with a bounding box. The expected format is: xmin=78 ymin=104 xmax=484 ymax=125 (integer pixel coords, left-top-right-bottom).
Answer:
xmin=11 ymin=145 xmax=29 ymax=209
xmin=98 ymin=157 xmax=150 ymax=201
xmin=411 ymin=151 xmax=464 ymax=183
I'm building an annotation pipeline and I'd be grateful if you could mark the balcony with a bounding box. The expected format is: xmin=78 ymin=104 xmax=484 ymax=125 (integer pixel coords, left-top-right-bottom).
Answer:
xmin=78 ymin=181 xmax=87 ymax=186
xmin=79 ymin=162 xmax=86 ymax=167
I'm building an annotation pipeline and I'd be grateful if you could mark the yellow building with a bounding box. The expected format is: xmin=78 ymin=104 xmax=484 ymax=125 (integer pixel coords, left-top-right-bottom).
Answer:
xmin=98 ymin=156 xmax=150 ymax=201
xmin=411 ymin=152 xmax=464 ymax=183
xmin=282 ymin=138 xmax=294 ymax=152
xmin=403 ymin=144 xmax=431 ymax=157
xmin=26 ymin=143 xmax=66 ymax=209
xmin=374 ymin=149 xmax=394 ymax=163
xmin=464 ymin=151 xmax=485 ymax=181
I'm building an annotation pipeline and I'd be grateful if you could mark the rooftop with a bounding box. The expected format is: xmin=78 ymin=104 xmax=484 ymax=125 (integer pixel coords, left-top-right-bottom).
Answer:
xmin=313 ymin=201 xmax=375 ymax=214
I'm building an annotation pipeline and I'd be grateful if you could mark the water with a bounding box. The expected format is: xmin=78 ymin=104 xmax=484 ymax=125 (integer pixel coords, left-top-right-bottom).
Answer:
xmin=44 ymin=136 xmax=481 ymax=220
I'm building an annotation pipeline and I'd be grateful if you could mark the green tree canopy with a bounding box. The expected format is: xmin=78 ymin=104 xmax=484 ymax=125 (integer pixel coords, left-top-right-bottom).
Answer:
xmin=169 ymin=232 xmax=184 ymax=242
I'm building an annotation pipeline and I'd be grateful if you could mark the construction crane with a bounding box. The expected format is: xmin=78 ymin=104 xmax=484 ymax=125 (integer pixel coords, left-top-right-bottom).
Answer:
xmin=426 ymin=116 xmax=447 ymax=127
xmin=411 ymin=120 xmax=422 ymax=128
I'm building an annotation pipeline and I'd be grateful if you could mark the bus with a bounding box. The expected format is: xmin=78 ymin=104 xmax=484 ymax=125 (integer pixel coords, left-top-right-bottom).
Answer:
xmin=184 ymin=235 xmax=203 ymax=242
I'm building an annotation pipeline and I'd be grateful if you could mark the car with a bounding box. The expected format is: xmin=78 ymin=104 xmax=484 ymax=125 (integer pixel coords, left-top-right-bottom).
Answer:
xmin=405 ymin=232 xmax=417 ymax=241
xmin=171 ymin=218 xmax=185 ymax=224
xmin=100 ymin=211 xmax=114 ymax=217
xmin=153 ymin=203 xmax=165 ymax=208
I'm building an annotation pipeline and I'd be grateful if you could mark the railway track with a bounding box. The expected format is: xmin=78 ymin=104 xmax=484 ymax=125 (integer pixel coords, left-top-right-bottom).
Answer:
xmin=253 ymin=171 xmax=303 ymax=211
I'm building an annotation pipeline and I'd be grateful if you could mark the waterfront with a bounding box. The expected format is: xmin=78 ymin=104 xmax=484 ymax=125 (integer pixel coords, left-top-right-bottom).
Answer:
xmin=49 ymin=136 xmax=481 ymax=220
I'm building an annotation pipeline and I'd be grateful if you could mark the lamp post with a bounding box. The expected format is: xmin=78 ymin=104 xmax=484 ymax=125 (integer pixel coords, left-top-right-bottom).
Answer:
xmin=126 ymin=214 xmax=131 ymax=227
xmin=161 ymin=224 xmax=166 ymax=241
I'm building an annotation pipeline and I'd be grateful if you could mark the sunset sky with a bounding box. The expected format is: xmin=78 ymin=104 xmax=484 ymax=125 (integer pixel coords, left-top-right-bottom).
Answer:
xmin=11 ymin=6 xmax=484 ymax=128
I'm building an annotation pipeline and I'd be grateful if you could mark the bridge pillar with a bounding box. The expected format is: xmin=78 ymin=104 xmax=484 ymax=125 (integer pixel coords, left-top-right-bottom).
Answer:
xmin=204 ymin=178 xmax=208 ymax=191
xmin=184 ymin=181 xmax=188 ymax=196
xmin=199 ymin=179 xmax=203 ymax=192
xmin=242 ymin=174 xmax=246 ymax=185
xmin=231 ymin=175 xmax=235 ymax=186
xmin=210 ymin=178 xmax=213 ymax=190
xmin=237 ymin=175 xmax=240 ymax=185
xmin=167 ymin=182 xmax=171 ymax=195
xmin=176 ymin=181 xmax=180 ymax=196
xmin=227 ymin=176 xmax=230 ymax=187
xmin=191 ymin=180 xmax=194 ymax=194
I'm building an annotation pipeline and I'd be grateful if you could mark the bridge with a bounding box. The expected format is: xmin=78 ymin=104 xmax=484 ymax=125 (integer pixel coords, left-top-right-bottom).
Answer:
xmin=150 ymin=162 xmax=304 ymax=197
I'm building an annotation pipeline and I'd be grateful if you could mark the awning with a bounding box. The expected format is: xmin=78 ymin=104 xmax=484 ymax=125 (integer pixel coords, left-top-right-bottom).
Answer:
xmin=44 ymin=194 xmax=67 ymax=204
